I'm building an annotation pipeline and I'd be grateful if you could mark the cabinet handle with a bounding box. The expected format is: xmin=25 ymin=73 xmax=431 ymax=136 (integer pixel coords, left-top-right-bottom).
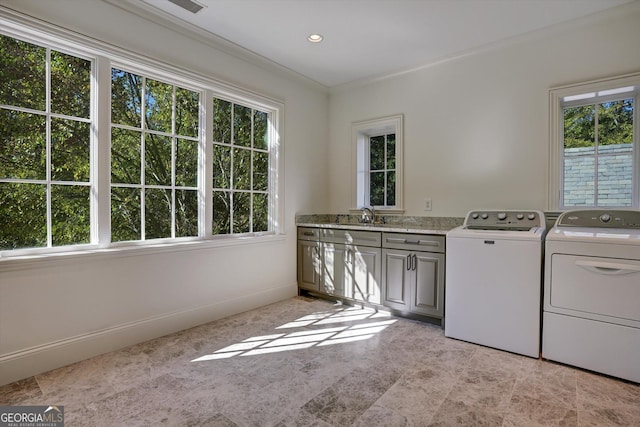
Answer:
xmin=302 ymin=231 xmax=315 ymax=236
xmin=412 ymin=254 xmax=417 ymax=271
xmin=386 ymin=238 xmax=440 ymax=247
xmin=406 ymin=254 xmax=412 ymax=271
xmin=387 ymin=238 xmax=407 ymax=244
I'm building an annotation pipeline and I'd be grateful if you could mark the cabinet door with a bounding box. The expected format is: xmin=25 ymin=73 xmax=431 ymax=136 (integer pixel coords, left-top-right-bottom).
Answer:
xmin=382 ymin=249 xmax=411 ymax=311
xmin=412 ymin=252 xmax=445 ymax=318
xmin=351 ymin=245 xmax=382 ymax=304
xmin=297 ymin=240 xmax=320 ymax=291
xmin=321 ymin=243 xmax=350 ymax=298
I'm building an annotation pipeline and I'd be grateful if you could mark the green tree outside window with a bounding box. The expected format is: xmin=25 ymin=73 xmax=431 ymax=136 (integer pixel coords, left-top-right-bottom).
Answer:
xmin=212 ymin=98 xmax=270 ymax=235
xmin=1 ymin=34 xmax=91 ymax=250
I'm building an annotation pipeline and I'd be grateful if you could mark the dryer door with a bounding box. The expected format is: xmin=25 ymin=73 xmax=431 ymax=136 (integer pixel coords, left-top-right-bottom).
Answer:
xmin=548 ymin=254 xmax=640 ymax=327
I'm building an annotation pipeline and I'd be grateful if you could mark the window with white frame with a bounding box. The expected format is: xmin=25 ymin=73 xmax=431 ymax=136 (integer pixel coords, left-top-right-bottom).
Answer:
xmin=0 ymin=34 xmax=93 ymax=250
xmin=352 ymin=115 xmax=403 ymax=212
xmin=549 ymin=73 xmax=639 ymax=210
xmin=212 ymin=98 xmax=270 ymax=235
xmin=0 ymin=22 xmax=281 ymax=256
xmin=110 ymin=68 xmax=200 ymax=242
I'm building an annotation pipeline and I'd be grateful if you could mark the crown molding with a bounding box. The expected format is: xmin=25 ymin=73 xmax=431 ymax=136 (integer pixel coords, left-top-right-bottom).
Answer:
xmin=330 ymin=0 xmax=640 ymax=94
xmin=102 ymin=0 xmax=328 ymax=93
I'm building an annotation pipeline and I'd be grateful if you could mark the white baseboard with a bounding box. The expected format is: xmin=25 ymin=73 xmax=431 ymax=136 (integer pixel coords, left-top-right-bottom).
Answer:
xmin=0 ymin=284 xmax=297 ymax=387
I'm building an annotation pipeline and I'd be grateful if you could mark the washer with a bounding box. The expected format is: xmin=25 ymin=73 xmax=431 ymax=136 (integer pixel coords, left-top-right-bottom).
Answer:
xmin=445 ymin=210 xmax=546 ymax=358
xmin=543 ymin=209 xmax=640 ymax=383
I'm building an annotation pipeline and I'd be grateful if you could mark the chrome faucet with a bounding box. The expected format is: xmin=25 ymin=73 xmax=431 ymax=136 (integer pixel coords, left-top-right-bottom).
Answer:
xmin=360 ymin=206 xmax=376 ymax=224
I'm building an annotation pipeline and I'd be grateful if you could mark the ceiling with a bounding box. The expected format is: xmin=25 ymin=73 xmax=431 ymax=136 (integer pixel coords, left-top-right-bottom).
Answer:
xmin=116 ymin=0 xmax=633 ymax=88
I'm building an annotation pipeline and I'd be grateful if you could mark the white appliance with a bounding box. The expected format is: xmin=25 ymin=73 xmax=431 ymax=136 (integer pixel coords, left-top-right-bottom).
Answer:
xmin=543 ymin=209 xmax=640 ymax=383
xmin=445 ymin=210 xmax=546 ymax=358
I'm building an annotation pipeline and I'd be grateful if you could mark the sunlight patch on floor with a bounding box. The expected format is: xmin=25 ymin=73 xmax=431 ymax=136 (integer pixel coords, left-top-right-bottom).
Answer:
xmin=191 ymin=306 xmax=397 ymax=362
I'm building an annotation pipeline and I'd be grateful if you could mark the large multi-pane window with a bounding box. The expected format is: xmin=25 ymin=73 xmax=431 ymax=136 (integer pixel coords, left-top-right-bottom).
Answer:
xmin=0 ymin=34 xmax=92 ymax=250
xmin=212 ymin=98 xmax=269 ymax=235
xmin=550 ymin=74 xmax=639 ymax=210
xmin=110 ymin=68 xmax=200 ymax=242
xmin=0 ymin=28 xmax=279 ymax=256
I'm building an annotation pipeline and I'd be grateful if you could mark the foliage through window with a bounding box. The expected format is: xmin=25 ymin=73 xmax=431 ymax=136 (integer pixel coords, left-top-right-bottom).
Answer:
xmin=352 ymin=115 xmax=403 ymax=212
xmin=212 ymin=98 xmax=270 ymax=235
xmin=552 ymin=75 xmax=639 ymax=210
xmin=369 ymin=133 xmax=396 ymax=207
xmin=111 ymin=68 xmax=200 ymax=242
xmin=563 ymin=98 xmax=634 ymax=207
xmin=0 ymin=26 xmax=280 ymax=256
xmin=0 ymin=34 xmax=92 ymax=250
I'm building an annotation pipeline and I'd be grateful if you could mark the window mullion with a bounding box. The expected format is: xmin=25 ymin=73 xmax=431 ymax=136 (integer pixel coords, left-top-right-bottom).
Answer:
xmin=634 ymin=94 xmax=640 ymax=207
xmin=202 ymin=91 xmax=213 ymax=237
xmin=140 ymin=77 xmax=147 ymax=241
xmin=171 ymin=86 xmax=176 ymax=239
xmin=45 ymin=47 xmax=52 ymax=248
xmin=229 ymin=103 xmax=234 ymax=234
xmin=594 ymin=104 xmax=600 ymax=207
xmin=95 ymin=56 xmax=112 ymax=248
xmin=364 ymin=136 xmax=371 ymax=207
xmin=382 ymin=134 xmax=386 ymax=207
xmin=249 ymin=109 xmax=254 ymax=232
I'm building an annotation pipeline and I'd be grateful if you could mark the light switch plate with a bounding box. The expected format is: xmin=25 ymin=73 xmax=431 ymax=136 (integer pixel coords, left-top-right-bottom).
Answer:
xmin=424 ymin=198 xmax=432 ymax=211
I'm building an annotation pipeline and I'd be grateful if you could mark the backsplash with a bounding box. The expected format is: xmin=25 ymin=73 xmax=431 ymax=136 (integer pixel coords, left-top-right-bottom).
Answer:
xmin=296 ymin=213 xmax=464 ymax=229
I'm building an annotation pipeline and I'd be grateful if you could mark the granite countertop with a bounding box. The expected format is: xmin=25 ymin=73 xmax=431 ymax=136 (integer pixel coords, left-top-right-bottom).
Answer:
xmin=296 ymin=214 xmax=464 ymax=235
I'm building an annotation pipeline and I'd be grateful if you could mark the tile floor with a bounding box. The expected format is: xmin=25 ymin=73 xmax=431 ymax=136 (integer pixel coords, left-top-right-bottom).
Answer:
xmin=1 ymin=296 xmax=639 ymax=426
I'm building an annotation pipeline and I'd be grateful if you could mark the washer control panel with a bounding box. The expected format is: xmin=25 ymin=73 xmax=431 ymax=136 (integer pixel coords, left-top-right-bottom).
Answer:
xmin=557 ymin=210 xmax=640 ymax=229
xmin=464 ymin=210 xmax=545 ymax=231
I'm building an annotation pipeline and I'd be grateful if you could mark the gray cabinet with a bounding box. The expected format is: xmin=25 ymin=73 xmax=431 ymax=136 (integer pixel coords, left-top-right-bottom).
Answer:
xmin=412 ymin=251 xmax=444 ymax=317
xmin=320 ymin=242 xmax=348 ymax=297
xmin=382 ymin=233 xmax=445 ymax=318
xmin=382 ymin=249 xmax=411 ymax=309
xmin=297 ymin=227 xmax=443 ymax=317
xmin=298 ymin=240 xmax=320 ymax=291
xmin=320 ymin=236 xmax=381 ymax=304
xmin=351 ymin=244 xmax=382 ymax=304
xmin=297 ymin=227 xmax=321 ymax=292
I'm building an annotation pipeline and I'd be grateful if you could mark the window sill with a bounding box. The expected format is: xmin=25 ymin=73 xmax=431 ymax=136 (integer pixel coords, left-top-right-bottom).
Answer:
xmin=0 ymin=234 xmax=286 ymax=272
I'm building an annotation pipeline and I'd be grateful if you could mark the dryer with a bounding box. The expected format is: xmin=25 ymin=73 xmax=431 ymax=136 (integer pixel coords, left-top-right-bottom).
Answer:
xmin=543 ymin=209 xmax=640 ymax=383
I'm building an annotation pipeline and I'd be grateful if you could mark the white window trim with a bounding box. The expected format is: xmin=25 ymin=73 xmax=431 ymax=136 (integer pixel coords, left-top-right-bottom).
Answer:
xmin=548 ymin=72 xmax=640 ymax=211
xmin=206 ymin=94 xmax=280 ymax=237
xmin=0 ymin=8 xmax=285 ymax=262
xmin=351 ymin=114 xmax=404 ymax=214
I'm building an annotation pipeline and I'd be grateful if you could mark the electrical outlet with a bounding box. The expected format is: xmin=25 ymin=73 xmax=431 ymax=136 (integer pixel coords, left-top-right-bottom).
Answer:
xmin=424 ymin=198 xmax=432 ymax=211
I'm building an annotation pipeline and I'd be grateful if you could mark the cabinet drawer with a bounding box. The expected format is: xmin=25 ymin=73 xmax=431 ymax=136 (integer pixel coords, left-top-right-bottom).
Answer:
xmin=382 ymin=233 xmax=444 ymax=253
xmin=320 ymin=228 xmax=381 ymax=247
xmin=298 ymin=227 xmax=320 ymax=241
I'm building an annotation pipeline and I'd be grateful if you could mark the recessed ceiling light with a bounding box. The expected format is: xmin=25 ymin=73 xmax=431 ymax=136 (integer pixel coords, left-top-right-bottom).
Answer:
xmin=307 ymin=34 xmax=324 ymax=43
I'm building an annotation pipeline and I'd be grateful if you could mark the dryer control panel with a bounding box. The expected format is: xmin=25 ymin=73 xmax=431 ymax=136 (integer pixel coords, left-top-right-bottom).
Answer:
xmin=557 ymin=210 xmax=640 ymax=229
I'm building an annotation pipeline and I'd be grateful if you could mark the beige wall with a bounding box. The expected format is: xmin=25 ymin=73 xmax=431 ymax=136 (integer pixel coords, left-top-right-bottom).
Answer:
xmin=328 ymin=2 xmax=640 ymax=216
